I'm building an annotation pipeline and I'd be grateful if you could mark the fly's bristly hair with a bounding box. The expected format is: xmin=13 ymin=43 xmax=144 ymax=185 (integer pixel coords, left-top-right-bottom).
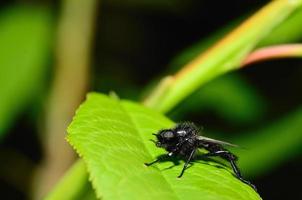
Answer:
xmin=145 ymin=122 xmax=257 ymax=191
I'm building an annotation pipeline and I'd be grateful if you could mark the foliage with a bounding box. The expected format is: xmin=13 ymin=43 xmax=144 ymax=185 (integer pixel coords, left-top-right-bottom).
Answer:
xmin=66 ymin=93 xmax=261 ymax=200
xmin=169 ymin=74 xmax=266 ymax=124
xmin=45 ymin=1 xmax=302 ymax=199
xmin=234 ymin=108 xmax=302 ymax=176
xmin=0 ymin=6 xmax=52 ymax=139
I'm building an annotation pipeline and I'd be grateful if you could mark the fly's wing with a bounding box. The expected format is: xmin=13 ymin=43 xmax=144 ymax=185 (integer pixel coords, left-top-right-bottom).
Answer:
xmin=197 ymin=136 xmax=239 ymax=148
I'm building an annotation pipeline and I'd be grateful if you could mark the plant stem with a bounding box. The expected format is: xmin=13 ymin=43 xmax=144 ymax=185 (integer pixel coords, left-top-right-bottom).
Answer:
xmin=241 ymin=44 xmax=302 ymax=66
xmin=143 ymin=76 xmax=174 ymax=107
xmin=143 ymin=0 xmax=302 ymax=113
xmin=32 ymin=0 xmax=98 ymax=199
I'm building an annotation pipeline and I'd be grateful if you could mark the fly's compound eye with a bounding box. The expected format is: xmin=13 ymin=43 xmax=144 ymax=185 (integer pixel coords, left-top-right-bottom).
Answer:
xmin=162 ymin=130 xmax=174 ymax=139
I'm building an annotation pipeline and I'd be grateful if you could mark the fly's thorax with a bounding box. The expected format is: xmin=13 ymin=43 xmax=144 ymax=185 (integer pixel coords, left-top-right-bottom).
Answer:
xmin=174 ymin=122 xmax=199 ymax=137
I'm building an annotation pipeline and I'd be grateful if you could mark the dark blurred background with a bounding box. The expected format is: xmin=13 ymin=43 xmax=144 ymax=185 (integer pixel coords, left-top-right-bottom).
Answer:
xmin=0 ymin=0 xmax=301 ymax=199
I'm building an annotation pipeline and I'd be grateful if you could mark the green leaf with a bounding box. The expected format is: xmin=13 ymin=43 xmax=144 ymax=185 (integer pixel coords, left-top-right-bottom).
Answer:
xmin=0 ymin=6 xmax=52 ymax=139
xmin=234 ymin=107 xmax=302 ymax=177
xmin=169 ymin=74 xmax=266 ymax=124
xmin=67 ymin=93 xmax=261 ymax=200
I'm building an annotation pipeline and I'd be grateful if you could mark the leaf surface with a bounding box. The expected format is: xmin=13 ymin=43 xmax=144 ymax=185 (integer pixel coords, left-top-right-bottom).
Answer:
xmin=67 ymin=93 xmax=261 ymax=200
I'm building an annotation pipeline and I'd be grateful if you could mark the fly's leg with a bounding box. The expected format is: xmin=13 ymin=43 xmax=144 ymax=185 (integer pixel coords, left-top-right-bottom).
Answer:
xmin=203 ymin=150 xmax=257 ymax=191
xmin=145 ymin=139 xmax=188 ymax=166
xmin=178 ymin=149 xmax=196 ymax=178
xmin=229 ymin=159 xmax=257 ymax=191
xmin=144 ymin=158 xmax=160 ymax=166
xmin=144 ymin=152 xmax=175 ymax=166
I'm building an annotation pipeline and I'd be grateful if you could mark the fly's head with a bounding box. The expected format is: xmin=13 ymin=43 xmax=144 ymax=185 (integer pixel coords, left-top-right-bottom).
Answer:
xmin=154 ymin=129 xmax=178 ymax=151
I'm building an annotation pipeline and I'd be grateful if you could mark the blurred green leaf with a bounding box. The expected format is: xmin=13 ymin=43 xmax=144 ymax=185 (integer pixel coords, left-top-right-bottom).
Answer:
xmin=169 ymin=74 xmax=266 ymax=124
xmin=67 ymin=93 xmax=260 ymax=200
xmin=234 ymin=108 xmax=302 ymax=177
xmin=0 ymin=6 xmax=52 ymax=139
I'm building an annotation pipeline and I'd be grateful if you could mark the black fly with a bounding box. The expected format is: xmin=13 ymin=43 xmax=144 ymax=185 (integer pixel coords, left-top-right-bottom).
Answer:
xmin=145 ymin=122 xmax=256 ymax=191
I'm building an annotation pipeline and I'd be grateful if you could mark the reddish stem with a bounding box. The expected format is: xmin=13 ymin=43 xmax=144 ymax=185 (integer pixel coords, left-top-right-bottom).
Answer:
xmin=242 ymin=44 xmax=302 ymax=67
